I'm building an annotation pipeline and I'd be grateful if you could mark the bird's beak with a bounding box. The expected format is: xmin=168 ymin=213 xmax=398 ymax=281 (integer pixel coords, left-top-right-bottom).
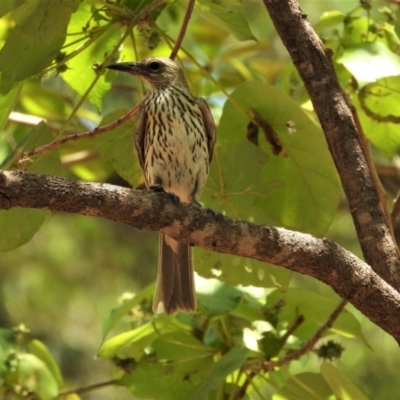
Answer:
xmin=106 ymin=62 xmax=138 ymax=73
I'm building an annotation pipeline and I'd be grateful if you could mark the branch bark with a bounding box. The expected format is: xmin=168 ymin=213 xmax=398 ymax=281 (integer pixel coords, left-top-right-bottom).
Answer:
xmin=1 ymin=170 xmax=400 ymax=343
xmin=263 ymin=0 xmax=400 ymax=290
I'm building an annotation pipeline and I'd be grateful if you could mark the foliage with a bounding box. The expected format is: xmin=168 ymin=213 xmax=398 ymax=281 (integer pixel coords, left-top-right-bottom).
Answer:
xmin=0 ymin=0 xmax=399 ymax=399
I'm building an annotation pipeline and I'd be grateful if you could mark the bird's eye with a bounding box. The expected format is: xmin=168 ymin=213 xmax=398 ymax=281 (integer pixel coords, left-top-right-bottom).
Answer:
xmin=149 ymin=61 xmax=160 ymax=71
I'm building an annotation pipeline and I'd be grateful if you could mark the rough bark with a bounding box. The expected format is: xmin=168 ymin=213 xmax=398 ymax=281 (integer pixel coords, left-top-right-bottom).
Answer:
xmin=263 ymin=0 xmax=400 ymax=290
xmin=1 ymin=170 xmax=400 ymax=343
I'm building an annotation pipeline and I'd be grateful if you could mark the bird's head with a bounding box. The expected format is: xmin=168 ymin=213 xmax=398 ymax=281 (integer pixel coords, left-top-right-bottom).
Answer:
xmin=106 ymin=57 xmax=187 ymax=91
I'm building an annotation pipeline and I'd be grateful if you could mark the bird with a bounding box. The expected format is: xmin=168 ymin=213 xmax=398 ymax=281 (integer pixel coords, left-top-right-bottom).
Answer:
xmin=106 ymin=57 xmax=216 ymax=315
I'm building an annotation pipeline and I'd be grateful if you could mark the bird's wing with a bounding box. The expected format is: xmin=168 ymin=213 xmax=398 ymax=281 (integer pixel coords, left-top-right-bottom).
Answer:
xmin=134 ymin=103 xmax=147 ymax=173
xmin=197 ymin=97 xmax=216 ymax=163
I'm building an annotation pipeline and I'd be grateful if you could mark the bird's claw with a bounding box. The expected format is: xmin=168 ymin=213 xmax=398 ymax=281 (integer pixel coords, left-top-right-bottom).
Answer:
xmin=149 ymin=185 xmax=165 ymax=193
xmin=165 ymin=191 xmax=180 ymax=203
xmin=149 ymin=186 xmax=180 ymax=203
xmin=205 ymin=207 xmax=224 ymax=221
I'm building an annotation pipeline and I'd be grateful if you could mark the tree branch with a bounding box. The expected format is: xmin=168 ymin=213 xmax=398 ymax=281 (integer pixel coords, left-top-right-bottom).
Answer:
xmin=263 ymin=0 xmax=400 ymax=290
xmin=1 ymin=170 xmax=400 ymax=343
xmin=169 ymin=0 xmax=195 ymax=61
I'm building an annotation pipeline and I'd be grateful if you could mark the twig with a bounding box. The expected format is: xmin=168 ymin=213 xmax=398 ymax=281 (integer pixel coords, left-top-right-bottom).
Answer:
xmin=18 ymin=100 xmax=143 ymax=169
xmin=233 ymin=371 xmax=256 ymax=400
xmin=260 ymin=299 xmax=347 ymax=372
xmin=58 ymin=379 xmax=118 ymax=397
xmin=234 ymin=305 xmax=338 ymax=399
xmin=279 ymin=315 xmax=304 ymax=345
xmin=169 ymin=0 xmax=195 ymax=61
xmin=375 ymin=165 xmax=400 ymax=177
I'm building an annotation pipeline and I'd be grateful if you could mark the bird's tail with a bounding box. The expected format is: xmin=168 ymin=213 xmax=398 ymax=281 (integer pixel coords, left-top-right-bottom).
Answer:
xmin=153 ymin=234 xmax=196 ymax=315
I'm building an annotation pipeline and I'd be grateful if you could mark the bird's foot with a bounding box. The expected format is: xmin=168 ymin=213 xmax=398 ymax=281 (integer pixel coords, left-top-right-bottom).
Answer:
xmin=165 ymin=191 xmax=180 ymax=203
xmin=192 ymin=201 xmax=223 ymax=220
xmin=149 ymin=184 xmax=165 ymax=193
xmin=206 ymin=207 xmax=224 ymax=221
xmin=149 ymin=185 xmax=180 ymax=203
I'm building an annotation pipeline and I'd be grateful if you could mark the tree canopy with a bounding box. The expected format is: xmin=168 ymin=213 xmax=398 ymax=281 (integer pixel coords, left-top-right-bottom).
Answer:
xmin=1 ymin=0 xmax=400 ymax=399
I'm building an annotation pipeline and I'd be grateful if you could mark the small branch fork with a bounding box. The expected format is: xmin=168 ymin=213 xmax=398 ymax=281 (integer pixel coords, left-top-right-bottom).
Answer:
xmin=262 ymin=299 xmax=347 ymax=371
xmin=18 ymin=101 xmax=142 ymax=169
xmin=233 ymin=300 xmax=347 ymax=399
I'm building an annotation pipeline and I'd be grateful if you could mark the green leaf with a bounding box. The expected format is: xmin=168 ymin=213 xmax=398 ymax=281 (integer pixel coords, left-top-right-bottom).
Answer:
xmin=11 ymin=353 xmax=59 ymax=400
xmin=0 ymin=328 xmax=16 ymax=354
xmin=151 ymin=331 xmax=214 ymax=370
xmin=0 ymin=0 xmax=80 ymax=85
xmin=98 ymin=322 xmax=157 ymax=360
xmin=61 ymin=25 xmax=120 ymax=110
xmin=190 ymin=347 xmax=249 ymax=400
xmin=101 ymin=285 xmax=154 ymax=341
xmin=27 ymin=339 xmax=64 ymax=388
xmin=196 ymin=279 xmax=243 ymax=316
xmin=203 ymin=141 xmax=271 ymax=219
xmin=342 ymin=16 xmax=373 ymax=47
xmin=0 ymin=121 xmax=61 ymax=251
xmin=212 ymin=81 xmax=341 ymax=236
xmin=0 ymin=81 xmax=21 ymax=131
xmin=119 ymin=331 xmax=215 ymax=400
xmin=337 ymin=42 xmax=400 ymax=87
xmin=381 ymin=22 xmax=400 ymax=51
xmin=0 ymin=30 xmax=63 ymax=83
xmin=316 ymin=10 xmax=345 ymax=30
xmin=353 ymin=76 xmax=400 ymax=156
xmin=195 ymin=246 xmax=291 ymax=289
xmin=321 ymin=362 xmax=370 ymax=400
xmin=274 ymin=372 xmax=332 ymax=400
xmin=196 ymin=0 xmax=256 ymax=41
xmin=0 ymin=208 xmax=49 ymax=252
xmin=231 ymin=295 xmax=264 ymax=323
xmin=0 ymin=330 xmax=15 ymax=376
xmin=95 ymin=109 xmax=143 ymax=187
xmin=19 ymin=81 xmax=66 ymax=120
xmin=121 ymin=352 xmax=211 ymax=400
xmin=0 ymin=0 xmax=25 ymax=18
xmin=11 ymin=0 xmax=79 ymax=43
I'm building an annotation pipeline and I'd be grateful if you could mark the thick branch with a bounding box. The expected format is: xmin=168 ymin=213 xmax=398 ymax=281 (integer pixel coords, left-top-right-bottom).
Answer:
xmin=1 ymin=170 xmax=400 ymax=343
xmin=263 ymin=0 xmax=400 ymax=290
